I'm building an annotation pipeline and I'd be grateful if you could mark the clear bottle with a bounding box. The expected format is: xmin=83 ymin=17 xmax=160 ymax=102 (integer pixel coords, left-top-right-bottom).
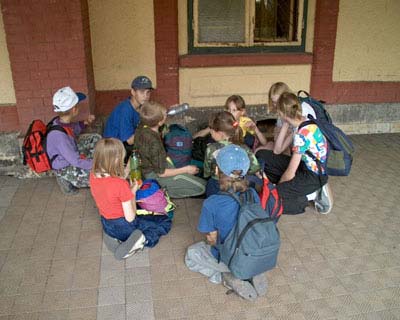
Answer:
xmin=167 ymin=103 xmax=189 ymax=116
xmin=129 ymin=150 xmax=142 ymax=183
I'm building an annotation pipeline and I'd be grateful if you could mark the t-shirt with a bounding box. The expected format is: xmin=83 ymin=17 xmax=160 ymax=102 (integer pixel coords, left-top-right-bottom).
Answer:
xmin=104 ymin=98 xmax=140 ymax=142
xmin=292 ymin=123 xmax=327 ymax=174
xmin=89 ymin=173 xmax=134 ymax=219
xmin=198 ymin=188 xmax=260 ymax=259
xmin=46 ymin=118 xmax=92 ymax=170
xmin=134 ymin=126 xmax=167 ymax=176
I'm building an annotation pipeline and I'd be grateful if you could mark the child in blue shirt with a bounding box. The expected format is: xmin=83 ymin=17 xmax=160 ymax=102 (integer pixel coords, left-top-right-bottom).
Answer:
xmin=103 ymin=75 xmax=153 ymax=162
xmin=185 ymin=144 xmax=267 ymax=301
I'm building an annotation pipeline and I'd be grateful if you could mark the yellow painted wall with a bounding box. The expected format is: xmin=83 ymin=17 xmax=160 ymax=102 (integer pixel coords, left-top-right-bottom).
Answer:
xmin=88 ymin=0 xmax=156 ymax=91
xmin=177 ymin=0 xmax=314 ymax=107
xmin=0 ymin=8 xmax=16 ymax=105
xmin=333 ymin=0 xmax=400 ymax=82
xmin=305 ymin=0 xmax=316 ymax=53
xmin=180 ymin=65 xmax=311 ymax=107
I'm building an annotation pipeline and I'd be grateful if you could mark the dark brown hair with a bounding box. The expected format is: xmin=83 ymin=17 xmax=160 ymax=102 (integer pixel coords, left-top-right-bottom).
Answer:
xmin=209 ymin=111 xmax=243 ymax=144
xmin=224 ymin=95 xmax=246 ymax=111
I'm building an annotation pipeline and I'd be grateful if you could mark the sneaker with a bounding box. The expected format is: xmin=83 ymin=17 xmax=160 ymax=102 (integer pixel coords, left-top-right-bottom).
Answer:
xmin=251 ymin=273 xmax=268 ymax=296
xmin=114 ymin=230 xmax=146 ymax=260
xmin=222 ymin=272 xmax=258 ymax=301
xmin=56 ymin=176 xmax=79 ymax=195
xmin=315 ymin=183 xmax=333 ymax=214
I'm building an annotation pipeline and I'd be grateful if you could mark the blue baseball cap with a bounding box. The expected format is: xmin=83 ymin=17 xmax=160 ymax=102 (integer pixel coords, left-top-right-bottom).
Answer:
xmin=216 ymin=144 xmax=250 ymax=178
xmin=131 ymin=76 xmax=153 ymax=90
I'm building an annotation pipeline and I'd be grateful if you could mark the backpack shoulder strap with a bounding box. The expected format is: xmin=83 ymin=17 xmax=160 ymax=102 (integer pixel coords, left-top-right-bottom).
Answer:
xmin=298 ymin=119 xmax=315 ymax=130
xmin=44 ymin=117 xmax=69 ymax=165
xmin=218 ymin=191 xmax=241 ymax=205
xmin=47 ymin=125 xmax=68 ymax=135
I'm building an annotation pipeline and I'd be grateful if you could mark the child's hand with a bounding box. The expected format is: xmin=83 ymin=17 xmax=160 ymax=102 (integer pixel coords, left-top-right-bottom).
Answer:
xmin=185 ymin=165 xmax=199 ymax=175
xmin=245 ymin=119 xmax=256 ymax=129
xmin=131 ymin=179 xmax=141 ymax=194
xmin=84 ymin=114 xmax=96 ymax=126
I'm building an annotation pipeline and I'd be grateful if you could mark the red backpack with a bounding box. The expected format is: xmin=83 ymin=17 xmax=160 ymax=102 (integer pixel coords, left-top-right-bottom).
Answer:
xmin=22 ymin=118 xmax=69 ymax=173
xmin=259 ymin=175 xmax=283 ymax=220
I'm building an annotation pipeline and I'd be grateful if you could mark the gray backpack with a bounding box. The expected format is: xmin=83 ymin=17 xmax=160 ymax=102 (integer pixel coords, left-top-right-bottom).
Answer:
xmin=216 ymin=190 xmax=280 ymax=280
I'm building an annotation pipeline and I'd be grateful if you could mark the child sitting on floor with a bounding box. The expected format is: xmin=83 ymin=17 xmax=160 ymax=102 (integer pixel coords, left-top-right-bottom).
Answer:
xmin=134 ymin=101 xmax=206 ymax=198
xmin=185 ymin=144 xmax=267 ymax=301
xmin=47 ymin=86 xmax=101 ymax=195
xmin=203 ymin=111 xmax=260 ymax=197
xmin=224 ymin=95 xmax=267 ymax=148
xmin=90 ymin=138 xmax=172 ymax=260
xmin=256 ymin=92 xmax=333 ymax=214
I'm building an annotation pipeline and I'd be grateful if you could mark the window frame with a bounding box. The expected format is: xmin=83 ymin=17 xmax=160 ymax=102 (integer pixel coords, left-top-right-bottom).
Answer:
xmin=188 ymin=0 xmax=308 ymax=54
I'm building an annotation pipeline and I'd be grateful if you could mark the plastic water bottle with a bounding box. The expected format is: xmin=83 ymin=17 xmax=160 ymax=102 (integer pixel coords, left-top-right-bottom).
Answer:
xmin=167 ymin=103 xmax=189 ymax=116
xmin=129 ymin=150 xmax=142 ymax=183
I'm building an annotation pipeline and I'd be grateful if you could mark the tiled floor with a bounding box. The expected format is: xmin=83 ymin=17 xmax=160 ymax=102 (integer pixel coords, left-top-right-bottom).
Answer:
xmin=0 ymin=133 xmax=399 ymax=319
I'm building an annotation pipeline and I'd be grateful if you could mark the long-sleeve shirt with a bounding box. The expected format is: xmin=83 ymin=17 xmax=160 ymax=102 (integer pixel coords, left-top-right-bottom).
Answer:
xmin=46 ymin=118 xmax=92 ymax=170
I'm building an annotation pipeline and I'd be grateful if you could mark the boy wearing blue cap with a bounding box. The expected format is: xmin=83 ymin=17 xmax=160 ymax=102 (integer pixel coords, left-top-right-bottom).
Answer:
xmin=47 ymin=86 xmax=100 ymax=194
xmin=104 ymin=75 xmax=153 ymax=161
xmin=185 ymin=144 xmax=267 ymax=301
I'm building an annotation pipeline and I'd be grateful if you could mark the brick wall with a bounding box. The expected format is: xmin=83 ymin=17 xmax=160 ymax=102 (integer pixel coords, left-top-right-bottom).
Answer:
xmin=153 ymin=0 xmax=179 ymax=107
xmin=1 ymin=0 xmax=94 ymax=132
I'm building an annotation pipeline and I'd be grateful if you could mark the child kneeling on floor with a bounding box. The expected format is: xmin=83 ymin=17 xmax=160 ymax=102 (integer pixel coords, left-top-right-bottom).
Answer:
xmin=90 ymin=138 xmax=172 ymax=260
xmin=185 ymin=144 xmax=267 ymax=301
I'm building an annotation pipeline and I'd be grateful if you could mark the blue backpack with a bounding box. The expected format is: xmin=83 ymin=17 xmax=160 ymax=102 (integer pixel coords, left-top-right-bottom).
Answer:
xmin=164 ymin=124 xmax=193 ymax=168
xmin=216 ymin=190 xmax=280 ymax=280
xmin=299 ymin=119 xmax=354 ymax=176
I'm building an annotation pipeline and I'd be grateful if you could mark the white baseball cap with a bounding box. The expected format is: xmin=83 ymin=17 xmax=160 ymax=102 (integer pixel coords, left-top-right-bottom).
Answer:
xmin=53 ymin=86 xmax=86 ymax=112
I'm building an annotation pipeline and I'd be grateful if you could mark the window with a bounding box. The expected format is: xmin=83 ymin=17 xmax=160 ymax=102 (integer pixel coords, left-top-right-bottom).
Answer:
xmin=189 ymin=0 xmax=307 ymax=53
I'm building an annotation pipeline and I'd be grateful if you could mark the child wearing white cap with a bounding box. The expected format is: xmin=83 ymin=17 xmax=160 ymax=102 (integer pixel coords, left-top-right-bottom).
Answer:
xmin=185 ymin=144 xmax=267 ymax=301
xmin=47 ymin=86 xmax=101 ymax=195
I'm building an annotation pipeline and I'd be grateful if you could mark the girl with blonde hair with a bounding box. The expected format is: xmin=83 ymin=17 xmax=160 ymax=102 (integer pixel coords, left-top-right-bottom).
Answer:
xmin=90 ymin=138 xmax=171 ymax=259
xmin=256 ymin=92 xmax=333 ymax=215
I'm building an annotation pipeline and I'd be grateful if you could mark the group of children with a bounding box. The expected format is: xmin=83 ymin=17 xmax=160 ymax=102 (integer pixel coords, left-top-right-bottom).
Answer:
xmin=45 ymin=76 xmax=333 ymax=300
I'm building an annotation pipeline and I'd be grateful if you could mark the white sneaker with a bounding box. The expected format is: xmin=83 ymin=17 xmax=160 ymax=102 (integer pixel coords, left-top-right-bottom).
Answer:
xmin=122 ymin=234 xmax=146 ymax=259
xmin=114 ymin=230 xmax=146 ymax=260
xmin=315 ymin=183 xmax=333 ymax=214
